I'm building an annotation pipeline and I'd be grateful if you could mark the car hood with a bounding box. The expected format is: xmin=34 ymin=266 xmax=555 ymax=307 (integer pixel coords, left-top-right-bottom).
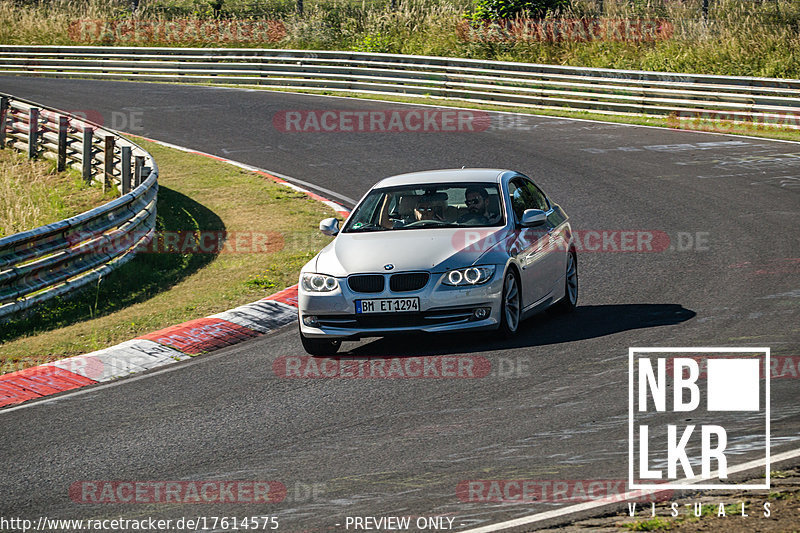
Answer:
xmin=312 ymin=227 xmax=508 ymax=276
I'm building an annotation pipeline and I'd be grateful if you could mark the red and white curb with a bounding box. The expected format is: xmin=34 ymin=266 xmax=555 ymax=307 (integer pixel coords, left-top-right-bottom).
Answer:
xmin=0 ymin=143 xmax=351 ymax=409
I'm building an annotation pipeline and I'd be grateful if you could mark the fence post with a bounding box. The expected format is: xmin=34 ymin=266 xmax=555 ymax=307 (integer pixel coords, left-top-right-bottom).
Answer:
xmin=57 ymin=115 xmax=68 ymax=171
xmin=121 ymin=146 xmax=132 ymax=194
xmin=104 ymin=135 xmax=115 ymax=194
xmin=0 ymin=96 xmax=8 ymax=148
xmin=297 ymin=0 xmax=303 ymax=14
xmin=28 ymin=108 xmax=39 ymax=159
xmin=82 ymin=127 xmax=94 ymax=183
xmin=134 ymin=155 xmax=144 ymax=187
xmin=702 ymin=0 xmax=709 ymax=19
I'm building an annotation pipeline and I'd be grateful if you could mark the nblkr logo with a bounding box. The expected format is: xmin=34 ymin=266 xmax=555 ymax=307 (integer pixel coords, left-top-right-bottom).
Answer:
xmin=629 ymin=347 xmax=770 ymax=490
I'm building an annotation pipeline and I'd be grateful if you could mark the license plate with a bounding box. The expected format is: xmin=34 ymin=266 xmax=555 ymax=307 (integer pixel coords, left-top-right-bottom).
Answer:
xmin=356 ymin=297 xmax=420 ymax=314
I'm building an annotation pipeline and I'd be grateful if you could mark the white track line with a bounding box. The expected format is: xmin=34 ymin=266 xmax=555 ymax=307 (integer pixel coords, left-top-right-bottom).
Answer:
xmin=135 ymin=137 xmax=357 ymax=206
xmin=459 ymin=447 xmax=800 ymax=533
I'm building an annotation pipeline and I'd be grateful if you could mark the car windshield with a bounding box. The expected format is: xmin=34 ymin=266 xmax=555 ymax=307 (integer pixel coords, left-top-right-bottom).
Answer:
xmin=343 ymin=183 xmax=505 ymax=233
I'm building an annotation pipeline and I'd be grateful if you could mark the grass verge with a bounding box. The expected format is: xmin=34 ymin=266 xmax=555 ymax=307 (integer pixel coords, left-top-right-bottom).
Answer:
xmin=0 ymin=138 xmax=336 ymax=374
xmin=0 ymin=149 xmax=113 ymax=238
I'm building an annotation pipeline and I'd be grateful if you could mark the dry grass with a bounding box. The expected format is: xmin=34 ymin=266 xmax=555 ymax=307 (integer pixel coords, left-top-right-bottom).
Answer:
xmin=0 ymin=0 xmax=111 ymax=45
xmin=0 ymin=148 xmax=108 ymax=238
xmin=1 ymin=0 xmax=798 ymax=77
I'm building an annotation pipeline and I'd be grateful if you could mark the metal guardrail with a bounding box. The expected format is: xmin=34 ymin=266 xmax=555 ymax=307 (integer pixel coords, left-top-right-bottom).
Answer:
xmin=1 ymin=46 xmax=799 ymax=127
xmin=0 ymin=92 xmax=158 ymax=319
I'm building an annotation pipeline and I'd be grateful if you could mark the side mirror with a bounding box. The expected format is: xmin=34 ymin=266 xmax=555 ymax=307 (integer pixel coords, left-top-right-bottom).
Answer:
xmin=520 ymin=209 xmax=547 ymax=227
xmin=319 ymin=217 xmax=340 ymax=236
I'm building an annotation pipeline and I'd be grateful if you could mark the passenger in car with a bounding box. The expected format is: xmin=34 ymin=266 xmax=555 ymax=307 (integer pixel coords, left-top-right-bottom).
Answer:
xmin=415 ymin=193 xmax=446 ymax=221
xmin=396 ymin=194 xmax=419 ymax=223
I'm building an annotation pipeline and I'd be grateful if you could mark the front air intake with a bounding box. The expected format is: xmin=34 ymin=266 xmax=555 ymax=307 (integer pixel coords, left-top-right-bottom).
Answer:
xmin=348 ymin=274 xmax=385 ymax=293
xmin=389 ymin=272 xmax=429 ymax=292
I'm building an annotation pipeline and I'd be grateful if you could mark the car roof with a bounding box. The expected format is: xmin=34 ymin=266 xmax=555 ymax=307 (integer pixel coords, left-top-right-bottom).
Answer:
xmin=374 ymin=169 xmax=509 ymax=188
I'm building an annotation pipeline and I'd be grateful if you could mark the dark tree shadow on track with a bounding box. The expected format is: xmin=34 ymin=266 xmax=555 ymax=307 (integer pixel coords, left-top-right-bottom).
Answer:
xmin=341 ymin=303 xmax=696 ymax=358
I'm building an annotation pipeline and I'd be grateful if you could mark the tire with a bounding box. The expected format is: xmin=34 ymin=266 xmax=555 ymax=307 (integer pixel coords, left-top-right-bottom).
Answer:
xmin=554 ymin=250 xmax=578 ymax=313
xmin=498 ymin=268 xmax=522 ymax=337
xmin=299 ymin=325 xmax=341 ymax=356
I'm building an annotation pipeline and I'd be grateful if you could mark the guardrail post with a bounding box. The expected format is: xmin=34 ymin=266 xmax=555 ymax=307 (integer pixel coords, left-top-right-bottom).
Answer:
xmin=57 ymin=115 xmax=68 ymax=171
xmin=0 ymin=97 xmax=8 ymax=148
xmin=104 ymin=135 xmax=115 ymax=193
xmin=82 ymin=127 xmax=94 ymax=183
xmin=121 ymin=146 xmax=132 ymax=194
xmin=28 ymin=108 xmax=39 ymax=159
xmin=134 ymin=155 xmax=144 ymax=187
xmin=0 ymin=94 xmax=160 ymax=321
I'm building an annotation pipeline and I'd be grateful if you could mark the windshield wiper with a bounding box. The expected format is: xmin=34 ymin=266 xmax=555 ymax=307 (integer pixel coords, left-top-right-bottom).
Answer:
xmin=347 ymin=224 xmax=387 ymax=232
xmin=408 ymin=221 xmax=459 ymax=228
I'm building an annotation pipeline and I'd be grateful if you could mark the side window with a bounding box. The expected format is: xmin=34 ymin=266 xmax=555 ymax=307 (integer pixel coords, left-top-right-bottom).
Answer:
xmin=522 ymin=180 xmax=549 ymax=211
xmin=508 ymin=179 xmax=535 ymax=222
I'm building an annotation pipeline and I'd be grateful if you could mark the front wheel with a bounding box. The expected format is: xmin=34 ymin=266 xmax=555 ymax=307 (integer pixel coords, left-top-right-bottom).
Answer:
xmin=554 ymin=250 xmax=578 ymax=313
xmin=299 ymin=325 xmax=341 ymax=356
xmin=498 ymin=269 xmax=522 ymax=337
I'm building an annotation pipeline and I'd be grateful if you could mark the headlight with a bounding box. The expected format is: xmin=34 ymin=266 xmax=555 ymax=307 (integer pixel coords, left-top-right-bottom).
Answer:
xmin=442 ymin=266 xmax=495 ymax=286
xmin=301 ymin=273 xmax=339 ymax=292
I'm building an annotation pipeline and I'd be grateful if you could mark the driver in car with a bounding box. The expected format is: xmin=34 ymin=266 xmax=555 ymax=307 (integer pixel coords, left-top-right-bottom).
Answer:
xmin=458 ymin=186 xmax=490 ymax=224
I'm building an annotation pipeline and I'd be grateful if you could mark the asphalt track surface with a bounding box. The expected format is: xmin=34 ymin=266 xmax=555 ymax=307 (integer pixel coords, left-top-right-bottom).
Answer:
xmin=1 ymin=77 xmax=799 ymax=532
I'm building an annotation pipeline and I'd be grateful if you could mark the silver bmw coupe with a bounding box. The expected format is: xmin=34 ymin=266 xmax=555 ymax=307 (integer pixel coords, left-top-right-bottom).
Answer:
xmin=297 ymin=169 xmax=578 ymax=355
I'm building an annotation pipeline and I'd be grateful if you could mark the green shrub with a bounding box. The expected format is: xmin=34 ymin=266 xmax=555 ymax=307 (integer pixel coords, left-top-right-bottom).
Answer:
xmin=469 ymin=0 xmax=568 ymax=22
xmin=351 ymin=32 xmax=395 ymax=52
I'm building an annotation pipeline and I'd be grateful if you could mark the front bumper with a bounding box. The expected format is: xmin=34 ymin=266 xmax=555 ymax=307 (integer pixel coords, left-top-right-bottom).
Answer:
xmin=298 ymin=271 xmax=504 ymax=339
